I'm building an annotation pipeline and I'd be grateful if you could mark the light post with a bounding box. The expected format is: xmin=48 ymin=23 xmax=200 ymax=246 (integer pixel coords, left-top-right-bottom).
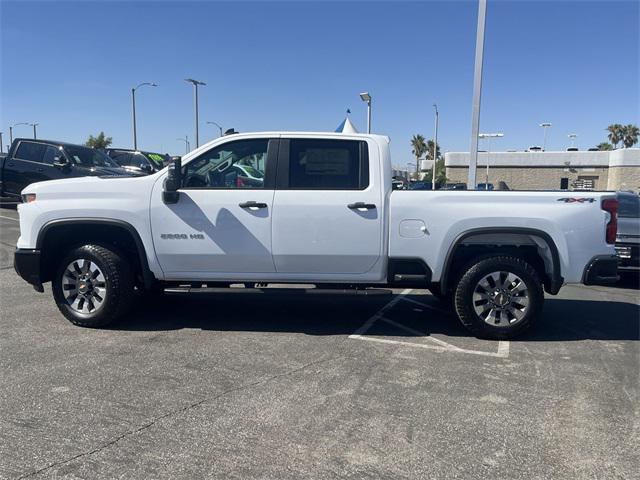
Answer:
xmin=29 ymin=123 xmax=39 ymax=139
xmin=9 ymin=122 xmax=29 ymax=145
xmin=185 ymin=78 xmax=206 ymax=148
xmin=177 ymin=136 xmax=190 ymax=154
xmin=467 ymin=0 xmax=487 ymax=190
xmin=0 ymin=132 xmax=3 ymax=153
xmin=568 ymin=133 xmax=577 ymax=149
xmin=359 ymin=92 xmax=372 ymax=133
xmin=432 ymin=103 xmax=439 ymax=191
xmin=478 ymin=133 xmax=503 ymax=190
xmin=207 ymin=121 xmax=223 ymax=138
xmin=131 ymin=82 xmax=158 ymax=150
xmin=539 ymin=122 xmax=552 ymax=151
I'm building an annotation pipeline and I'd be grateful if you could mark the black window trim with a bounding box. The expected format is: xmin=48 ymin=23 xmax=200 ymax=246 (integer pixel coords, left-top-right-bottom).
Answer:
xmin=179 ymin=138 xmax=279 ymax=191
xmin=275 ymin=138 xmax=370 ymax=191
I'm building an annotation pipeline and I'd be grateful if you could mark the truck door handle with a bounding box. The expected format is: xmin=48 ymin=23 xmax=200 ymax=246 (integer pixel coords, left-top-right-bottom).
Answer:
xmin=348 ymin=202 xmax=376 ymax=210
xmin=239 ymin=201 xmax=268 ymax=209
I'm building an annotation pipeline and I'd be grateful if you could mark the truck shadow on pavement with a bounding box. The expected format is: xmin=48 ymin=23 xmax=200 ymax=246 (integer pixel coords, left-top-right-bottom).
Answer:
xmin=117 ymin=290 xmax=640 ymax=343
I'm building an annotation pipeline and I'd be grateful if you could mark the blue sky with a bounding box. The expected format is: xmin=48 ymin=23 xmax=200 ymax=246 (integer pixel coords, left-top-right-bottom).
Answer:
xmin=1 ymin=0 xmax=638 ymax=162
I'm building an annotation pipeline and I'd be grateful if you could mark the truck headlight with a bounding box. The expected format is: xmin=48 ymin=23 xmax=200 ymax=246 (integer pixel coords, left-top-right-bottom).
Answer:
xmin=21 ymin=193 xmax=37 ymax=203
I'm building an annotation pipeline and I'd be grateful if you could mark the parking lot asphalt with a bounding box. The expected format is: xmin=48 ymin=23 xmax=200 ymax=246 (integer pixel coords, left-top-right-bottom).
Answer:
xmin=1 ymin=205 xmax=639 ymax=479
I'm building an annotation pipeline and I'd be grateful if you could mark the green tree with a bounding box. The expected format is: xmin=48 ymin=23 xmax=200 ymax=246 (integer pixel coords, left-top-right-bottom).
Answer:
xmin=607 ymin=124 xmax=624 ymax=149
xmin=410 ymin=134 xmax=427 ymax=177
xmin=422 ymin=158 xmax=447 ymax=186
xmin=85 ymin=131 xmax=113 ymax=150
xmin=622 ymin=124 xmax=639 ymax=148
xmin=597 ymin=142 xmax=613 ymax=151
xmin=425 ymin=139 xmax=441 ymax=161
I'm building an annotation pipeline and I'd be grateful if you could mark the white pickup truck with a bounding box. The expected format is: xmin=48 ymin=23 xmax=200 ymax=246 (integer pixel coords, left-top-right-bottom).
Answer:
xmin=14 ymin=132 xmax=619 ymax=339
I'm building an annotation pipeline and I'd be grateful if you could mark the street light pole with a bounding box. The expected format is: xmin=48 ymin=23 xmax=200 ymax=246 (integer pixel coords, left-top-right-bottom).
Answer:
xmin=359 ymin=92 xmax=372 ymax=133
xmin=177 ymin=136 xmax=190 ymax=154
xmin=0 ymin=132 xmax=3 ymax=153
xmin=432 ymin=104 xmax=439 ymax=191
xmin=467 ymin=0 xmax=487 ymax=190
xmin=131 ymin=82 xmax=158 ymax=150
xmin=9 ymin=122 xmax=29 ymax=145
xmin=185 ymin=78 xmax=206 ymax=148
xmin=540 ymin=122 xmax=552 ymax=151
xmin=207 ymin=121 xmax=223 ymax=138
xmin=478 ymin=132 xmax=504 ymax=190
xmin=29 ymin=123 xmax=39 ymax=139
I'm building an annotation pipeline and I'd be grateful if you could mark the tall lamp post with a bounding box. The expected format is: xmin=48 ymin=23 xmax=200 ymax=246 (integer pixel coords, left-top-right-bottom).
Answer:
xmin=539 ymin=122 xmax=552 ymax=151
xmin=467 ymin=0 xmax=487 ymax=190
xmin=131 ymin=82 xmax=158 ymax=150
xmin=359 ymin=92 xmax=372 ymax=133
xmin=0 ymin=132 xmax=4 ymax=153
xmin=185 ymin=78 xmax=206 ymax=148
xmin=207 ymin=121 xmax=223 ymax=138
xmin=177 ymin=136 xmax=190 ymax=154
xmin=9 ymin=122 xmax=29 ymax=145
xmin=568 ymin=133 xmax=577 ymax=149
xmin=478 ymin=132 xmax=503 ymax=190
xmin=432 ymin=104 xmax=439 ymax=191
xmin=29 ymin=123 xmax=39 ymax=139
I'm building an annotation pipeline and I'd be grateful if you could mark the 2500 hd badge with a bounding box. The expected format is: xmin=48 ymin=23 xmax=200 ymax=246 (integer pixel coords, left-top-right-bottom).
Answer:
xmin=160 ymin=233 xmax=205 ymax=240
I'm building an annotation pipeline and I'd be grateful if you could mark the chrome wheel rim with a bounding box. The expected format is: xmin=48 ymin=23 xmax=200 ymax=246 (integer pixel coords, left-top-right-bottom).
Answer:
xmin=62 ymin=259 xmax=107 ymax=314
xmin=472 ymin=271 xmax=529 ymax=327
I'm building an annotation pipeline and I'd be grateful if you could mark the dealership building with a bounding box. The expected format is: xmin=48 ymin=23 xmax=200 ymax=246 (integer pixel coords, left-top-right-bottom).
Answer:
xmin=444 ymin=148 xmax=640 ymax=192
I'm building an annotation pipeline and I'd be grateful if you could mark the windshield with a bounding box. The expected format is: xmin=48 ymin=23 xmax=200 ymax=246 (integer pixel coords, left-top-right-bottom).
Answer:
xmin=66 ymin=146 xmax=119 ymax=168
xmin=618 ymin=194 xmax=640 ymax=218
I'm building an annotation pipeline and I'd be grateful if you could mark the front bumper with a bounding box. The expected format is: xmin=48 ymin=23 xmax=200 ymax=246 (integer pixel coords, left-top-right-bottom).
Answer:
xmin=582 ymin=255 xmax=619 ymax=286
xmin=14 ymin=249 xmax=44 ymax=292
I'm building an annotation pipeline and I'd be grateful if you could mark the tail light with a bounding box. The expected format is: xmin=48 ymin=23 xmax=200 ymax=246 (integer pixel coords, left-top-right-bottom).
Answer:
xmin=601 ymin=198 xmax=618 ymax=244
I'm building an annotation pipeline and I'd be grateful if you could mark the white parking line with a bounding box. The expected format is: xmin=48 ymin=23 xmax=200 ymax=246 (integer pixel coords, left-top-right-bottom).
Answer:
xmin=0 ymin=215 xmax=19 ymax=222
xmin=349 ymin=289 xmax=510 ymax=358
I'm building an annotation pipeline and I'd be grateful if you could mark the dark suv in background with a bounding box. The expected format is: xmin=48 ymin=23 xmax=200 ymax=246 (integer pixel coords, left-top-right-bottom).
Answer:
xmin=0 ymin=138 xmax=132 ymax=200
xmin=106 ymin=149 xmax=169 ymax=175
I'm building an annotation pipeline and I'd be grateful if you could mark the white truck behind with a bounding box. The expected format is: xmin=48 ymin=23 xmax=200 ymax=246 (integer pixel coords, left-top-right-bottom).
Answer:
xmin=14 ymin=132 xmax=619 ymax=339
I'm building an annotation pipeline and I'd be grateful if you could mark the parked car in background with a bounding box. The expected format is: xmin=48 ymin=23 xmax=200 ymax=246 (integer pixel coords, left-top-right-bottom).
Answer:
xmin=442 ymin=182 xmax=467 ymax=190
xmin=0 ymin=138 xmax=134 ymax=200
xmin=106 ymin=149 xmax=170 ymax=175
xmin=408 ymin=181 xmax=431 ymax=190
xmin=476 ymin=183 xmax=494 ymax=191
xmin=615 ymin=191 xmax=640 ymax=272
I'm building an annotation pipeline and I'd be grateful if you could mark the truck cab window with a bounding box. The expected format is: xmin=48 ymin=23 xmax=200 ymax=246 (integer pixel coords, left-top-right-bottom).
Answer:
xmin=182 ymin=139 xmax=269 ymax=189
xmin=288 ymin=139 xmax=368 ymax=190
xmin=15 ymin=141 xmax=46 ymax=163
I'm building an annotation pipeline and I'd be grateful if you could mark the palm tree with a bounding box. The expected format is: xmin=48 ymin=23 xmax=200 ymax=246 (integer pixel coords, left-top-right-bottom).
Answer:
xmin=410 ymin=134 xmax=427 ymax=177
xmin=597 ymin=142 xmax=613 ymax=151
xmin=425 ymin=139 xmax=441 ymax=161
xmin=607 ymin=124 xmax=624 ymax=149
xmin=622 ymin=124 xmax=639 ymax=148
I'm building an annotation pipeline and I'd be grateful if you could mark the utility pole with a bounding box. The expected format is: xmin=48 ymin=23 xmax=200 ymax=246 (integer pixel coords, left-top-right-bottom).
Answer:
xmin=0 ymin=132 xmax=3 ymax=153
xmin=432 ymin=104 xmax=439 ymax=191
xmin=30 ymin=123 xmax=39 ymax=139
xmin=467 ymin=0 xmax=487 ymax=190
xmin=185 ymin=78 xmax=206 ymax=148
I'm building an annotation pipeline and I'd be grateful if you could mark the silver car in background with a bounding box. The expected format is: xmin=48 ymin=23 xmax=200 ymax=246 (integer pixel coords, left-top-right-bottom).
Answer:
xmin=615 ymin=191 xmax=640 ymax=272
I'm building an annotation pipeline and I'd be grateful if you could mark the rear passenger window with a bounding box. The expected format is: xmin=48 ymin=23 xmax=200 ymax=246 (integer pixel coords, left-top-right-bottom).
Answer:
xmin=15 ymin=142 xmax=46 ymax=163
xmin=288 ymin=139 xmax=368 ymax=190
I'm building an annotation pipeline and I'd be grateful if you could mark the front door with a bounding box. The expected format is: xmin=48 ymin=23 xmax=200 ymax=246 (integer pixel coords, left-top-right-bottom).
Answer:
xmin=150 ymin=137 xmax=278 ymax=279
xmin=271 ymin=137 xmax=384 ymax=277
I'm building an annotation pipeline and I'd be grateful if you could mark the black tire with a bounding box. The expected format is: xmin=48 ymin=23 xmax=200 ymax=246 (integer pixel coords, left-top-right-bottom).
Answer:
xmin=52 ymin=244 xmax=134 ymax=327
xmin=453 ymin=255 xmax=544 ymax=339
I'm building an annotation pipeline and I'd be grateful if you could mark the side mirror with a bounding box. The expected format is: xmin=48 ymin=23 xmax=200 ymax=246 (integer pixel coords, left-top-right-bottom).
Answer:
xmin=163 ymin=156 xmax=182 ymax=204
xmin=53 ymin=157 xmax=69 ymax=169
xmin=140 ymin=163 xmax=152 ymax=173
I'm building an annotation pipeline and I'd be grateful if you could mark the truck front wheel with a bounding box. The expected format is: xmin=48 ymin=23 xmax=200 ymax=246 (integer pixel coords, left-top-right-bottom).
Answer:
xmin=453 ymin=255 xmax=543 ymax=339
xmin=52 ymin=244 xmax=134 ymax=328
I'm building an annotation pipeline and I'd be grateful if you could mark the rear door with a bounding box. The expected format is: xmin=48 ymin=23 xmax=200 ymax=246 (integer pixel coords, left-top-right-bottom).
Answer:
xmin=4 ymin=141 xmax=50 ymax=195
xmin=271 ymin=137 xmax=384 ymax=278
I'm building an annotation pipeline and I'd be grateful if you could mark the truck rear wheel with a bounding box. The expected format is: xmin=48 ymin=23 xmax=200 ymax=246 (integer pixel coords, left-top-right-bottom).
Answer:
xmin=453 ymin=255 xmax=543 ymax=339
xmin=52 ymin=244 xmax=134 ymax=328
